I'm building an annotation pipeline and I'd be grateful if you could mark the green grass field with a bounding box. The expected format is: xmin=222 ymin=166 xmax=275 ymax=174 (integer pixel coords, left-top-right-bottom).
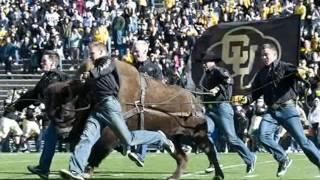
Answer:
xmin=0 ymin=152 xmax=319 ymax=180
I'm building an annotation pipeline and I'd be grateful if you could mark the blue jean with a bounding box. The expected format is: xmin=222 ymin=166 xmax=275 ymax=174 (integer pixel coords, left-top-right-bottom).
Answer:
xmin=38 ymin=122 xmax=58 ymax=173
xmin=69 ymin=96 xmax=170 ymax=175
xmin=206 ymin=115 xmax=217 ymax=143
xmin=206 ymin=115 xmax=219 ymax=160
xmin=259 ymin=105 xmax=320 ymax=165
xmin=206 ymin=103 xmax=254 ymax=165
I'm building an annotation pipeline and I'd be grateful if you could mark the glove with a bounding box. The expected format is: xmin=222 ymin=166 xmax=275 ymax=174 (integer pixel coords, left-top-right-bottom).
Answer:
xmin=297 ymin=67 xmax=312 ymax=79
xmin=231 ymin=95 xmax=248 ymax=105
xmin=209 ymin=87 xmax=220 ymax=96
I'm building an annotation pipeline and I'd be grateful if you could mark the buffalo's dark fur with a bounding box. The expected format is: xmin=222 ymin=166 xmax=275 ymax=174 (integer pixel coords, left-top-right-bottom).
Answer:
xmin=45 ymin=60 xmax=224 ymax=180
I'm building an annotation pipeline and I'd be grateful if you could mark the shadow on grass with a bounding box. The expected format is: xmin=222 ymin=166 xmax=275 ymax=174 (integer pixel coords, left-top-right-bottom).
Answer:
xmin=0 ymin=171 xmax=203 ymax=180
xmin=93 ymin=171 xmax=173 ymax=175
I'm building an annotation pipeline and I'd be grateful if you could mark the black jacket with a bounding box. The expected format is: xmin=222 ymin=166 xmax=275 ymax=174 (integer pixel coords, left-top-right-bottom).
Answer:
xmin=89 ymin=56 xmax=120 ymax=100
xmin=201 ymin=66 xmax=233 ymax=102
xmin=136 ymin=60 xmax=163 ymax=80
xmin=250 ymin=60 xmax=301 ymax=106
xmin=14 ymin=70 xmax=69 ymax=111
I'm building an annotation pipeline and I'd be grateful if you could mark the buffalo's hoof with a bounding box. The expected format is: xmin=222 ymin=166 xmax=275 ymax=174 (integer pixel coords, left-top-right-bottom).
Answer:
xmin=83 ymin=172 xmax=92 ymax=179
xmin=83 ymin=166 xmax=94 ymax=179
xmin=213 ymin=175 xmax=224 ymax=180
xmin=167 ymin=176 xmax=179 ymax=180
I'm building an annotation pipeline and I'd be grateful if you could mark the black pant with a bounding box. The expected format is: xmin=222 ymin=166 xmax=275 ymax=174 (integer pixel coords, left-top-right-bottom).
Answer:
xmin=4 ymin=58 xmax=12 ymax=73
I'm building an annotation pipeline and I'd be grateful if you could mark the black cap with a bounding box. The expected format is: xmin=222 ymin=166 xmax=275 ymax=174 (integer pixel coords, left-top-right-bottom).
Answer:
xmin=202 ymin=50 xmax=221 ymax=62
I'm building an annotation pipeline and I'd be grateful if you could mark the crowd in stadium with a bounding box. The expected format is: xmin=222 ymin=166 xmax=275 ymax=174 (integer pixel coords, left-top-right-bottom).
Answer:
xmin=0 ymin=0 xmax=319 ymax=156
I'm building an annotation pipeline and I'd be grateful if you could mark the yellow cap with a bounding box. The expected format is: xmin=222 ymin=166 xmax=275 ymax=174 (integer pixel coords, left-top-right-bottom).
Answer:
xmin=316 ymin=90 xmax=320 ymax=97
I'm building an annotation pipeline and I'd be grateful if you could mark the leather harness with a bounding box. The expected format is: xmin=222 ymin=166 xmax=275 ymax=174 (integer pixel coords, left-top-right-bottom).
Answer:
xmin=122 ymin=74 xmax=200 ymax=129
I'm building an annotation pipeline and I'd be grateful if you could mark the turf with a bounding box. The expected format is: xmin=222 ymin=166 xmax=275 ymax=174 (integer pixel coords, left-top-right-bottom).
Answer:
xmin=0 ymin=152 xmax=318 ymax=179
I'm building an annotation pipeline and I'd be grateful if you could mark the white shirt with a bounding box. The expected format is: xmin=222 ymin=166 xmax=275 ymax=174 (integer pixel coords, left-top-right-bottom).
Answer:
xmin=308 ymin=105 xmax=320 ymax=124
xmin=45 ymin=12 xmax=60 ymax=27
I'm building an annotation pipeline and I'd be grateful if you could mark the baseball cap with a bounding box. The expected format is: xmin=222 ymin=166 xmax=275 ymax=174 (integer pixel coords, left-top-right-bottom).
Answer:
xmin=202 ymin=50 xmax=221 ymax=62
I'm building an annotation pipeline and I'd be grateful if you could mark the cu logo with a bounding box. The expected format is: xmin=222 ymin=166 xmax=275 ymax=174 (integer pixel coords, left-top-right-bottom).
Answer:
xmin=205 ymin=26 xmax=282 ymax=90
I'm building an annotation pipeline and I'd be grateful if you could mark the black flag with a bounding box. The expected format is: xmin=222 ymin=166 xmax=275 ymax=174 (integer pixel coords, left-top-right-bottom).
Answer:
xmin=191 ymin=15 xmax=300 ymax=95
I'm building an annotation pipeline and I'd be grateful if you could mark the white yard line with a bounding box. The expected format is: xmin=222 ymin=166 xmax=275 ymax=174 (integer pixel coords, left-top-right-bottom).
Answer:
xmin=181 ymin=158 xmax=308 ymax=179
xmin=0 ymin=160 xmax=30 ymax=164
xmin=244 ymin=174 xmax=258 ymax=178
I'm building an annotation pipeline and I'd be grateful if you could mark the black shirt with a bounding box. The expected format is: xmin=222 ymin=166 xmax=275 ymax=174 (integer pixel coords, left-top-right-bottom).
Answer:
xmin=14 ymin=70 xmax=69 ymax=111
xmin=89 ymin=56 xmax=120 ymax=101
xmin=251 ymin=60 xmax=300 ymax=106
xmin=201 ymin=66 xmax=233 ymax=102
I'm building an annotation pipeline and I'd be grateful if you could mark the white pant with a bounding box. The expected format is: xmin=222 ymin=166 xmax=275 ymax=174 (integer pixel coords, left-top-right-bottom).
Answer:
xmin=22 ymin=119 xmax=40 ymax=138
xmin=0 ymin=116 xmax=23 ymax=139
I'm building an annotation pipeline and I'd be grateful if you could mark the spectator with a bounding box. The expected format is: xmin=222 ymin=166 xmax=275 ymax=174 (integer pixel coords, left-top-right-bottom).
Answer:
xmin=69 ymin=28 xmax=81 ymax=65
xmin=29 ymin=37 xmax=41 ymax=73
xmin=0 ymin=108 xmax=23 ymax=152
xmin=164 ymin=0 xmax=175 ymax=10
xmin=294 ymin=0 xmax=307 ymax=32
xmin=60 ymin=17 xmax=73 ymax=59
xmin=44 ymin=6 xmax=60 ymax=29
xmin=20 ymin=105 xmax=41 ymax=152
xmin=82 ymin=26 xmax=93 ymax=59
xmin=3 ymin=37 xmax=16 ymax=74
xmin=52 ymin=34 xmax=65 ymax=70
xmin=0 ymin=12 xmax=9 ymax=28
xmin=125 ymin=0 xmax=137 ymax=15
xmin=93 ymin=22 xmax=108 ymax=45
xmin=259 ymin=1 xmax=270 ymax=20
xmin=310 ymin=4 xmax=320 ymax=34
xmin=112 ymin=10 xmax=126 ymax=56
xmin=83 ymin=11 xmax=95 ymax=28
xmin=20 ymin=36 xmax=32 ymax=72
xmin=137 ymin=0 xmax=148 ymax=17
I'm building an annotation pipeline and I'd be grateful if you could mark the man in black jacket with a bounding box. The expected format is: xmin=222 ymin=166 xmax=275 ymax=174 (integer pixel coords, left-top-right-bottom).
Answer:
xmin=235 ymin=43 xmax=320 ymax=177
xmin=201 ymin=52 xmax=256 ymax=174
xmin=127 ymin=40 xmax=164 ymax=167
xmin=9 ymin=50 xmax=69 ymax=179
xmin=133 ymin=40 xmax=163 ymax=80
xmin=59 ymin=42 xmax=175 ymax=180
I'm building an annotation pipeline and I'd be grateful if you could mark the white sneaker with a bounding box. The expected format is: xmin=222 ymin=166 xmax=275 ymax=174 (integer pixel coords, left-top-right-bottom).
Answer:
xmin=82 ymin=173 xmax=91 ymax=179
xmin=128 ymin=152 xmax=144 ymax=167
xmin=276 ymin=157 xmax=293 ymax=177
xmin=205 ymin=166 xmax=215 ymax=173
xmin=83 ymin=166 xmax=93 ymax=179
xmin=158 ymin=130 xmax=175 ymax=154
xmin=246 ymin=154 xmax=257 ymax=174
xmin=59 ymin=169 xmax=84 ymax=180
